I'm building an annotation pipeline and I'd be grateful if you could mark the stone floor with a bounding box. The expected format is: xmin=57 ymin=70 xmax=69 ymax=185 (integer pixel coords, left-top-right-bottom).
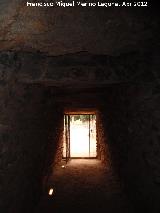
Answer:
xmin=34 ymin=159 xmax=135 ymax=213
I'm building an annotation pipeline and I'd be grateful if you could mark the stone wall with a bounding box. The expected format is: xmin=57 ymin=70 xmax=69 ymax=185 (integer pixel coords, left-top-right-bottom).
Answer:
xmin=96 ymin=111 xmax=112 ymax=169
xmin=0 ymin=51 xmax=155 ymax=87
xmin=126 ymin=83 xmax=160 ymax=212
xmin=0 ymin=77 xmax=63 ymax=212
xmin=100 ymin=82 xmax=160 ymax=212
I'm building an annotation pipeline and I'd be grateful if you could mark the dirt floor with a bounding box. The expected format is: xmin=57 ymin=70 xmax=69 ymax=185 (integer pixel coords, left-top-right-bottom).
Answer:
xmin=34 ymin=159 xmax=135 ymax=213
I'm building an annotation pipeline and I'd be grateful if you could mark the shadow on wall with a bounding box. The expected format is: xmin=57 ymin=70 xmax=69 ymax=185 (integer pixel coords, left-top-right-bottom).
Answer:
xmin=0 ymin=82 xmax=64 ymax=213
xmin=99 ymin=83 xmax=160 ymax=213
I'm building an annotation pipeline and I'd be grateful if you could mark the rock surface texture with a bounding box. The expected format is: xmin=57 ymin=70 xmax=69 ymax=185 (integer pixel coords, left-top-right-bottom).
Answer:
xmin=34 ymin=159 xmax=135 ymax=213
xmin=0 ymin=1 xmax=160 ymax=213
xmin=0 ymin=1 xmax=159 ymax=55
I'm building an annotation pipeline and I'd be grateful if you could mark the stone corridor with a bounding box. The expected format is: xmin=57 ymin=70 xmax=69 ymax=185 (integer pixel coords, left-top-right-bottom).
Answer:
xmin=34 ymin=159 xmax=135 ymax=213
xmin=0 ymin=1 xmax=159 ymax=213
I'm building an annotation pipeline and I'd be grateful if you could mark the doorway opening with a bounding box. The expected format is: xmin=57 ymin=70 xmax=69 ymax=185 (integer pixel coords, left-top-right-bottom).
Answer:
xmin=63 ymin=114 xmax=97 ymax=161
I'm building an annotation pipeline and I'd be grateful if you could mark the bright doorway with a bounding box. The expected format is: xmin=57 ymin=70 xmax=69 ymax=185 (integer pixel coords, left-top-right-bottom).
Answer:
xmin=63 ymin=114 xmax=97 ymax=160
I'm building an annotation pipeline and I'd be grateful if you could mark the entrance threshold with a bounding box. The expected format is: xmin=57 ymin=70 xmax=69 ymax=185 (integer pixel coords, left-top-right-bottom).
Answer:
xmin=63 ymin=114 xmax=97 ymax=162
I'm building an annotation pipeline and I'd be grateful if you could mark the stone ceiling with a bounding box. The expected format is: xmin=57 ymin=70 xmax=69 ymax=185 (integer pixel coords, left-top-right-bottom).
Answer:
xmin=0 ymin=0 xmax=159 ymax=56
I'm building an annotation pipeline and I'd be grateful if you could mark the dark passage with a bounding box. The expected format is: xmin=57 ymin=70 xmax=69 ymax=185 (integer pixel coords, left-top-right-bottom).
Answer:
xmin=0 ymin=54 xmax=160 ymax=213
xmin=34 ymin=159 xmax=134 ymax=213
xmin=0 ymin=3 xmax=159 ymax=213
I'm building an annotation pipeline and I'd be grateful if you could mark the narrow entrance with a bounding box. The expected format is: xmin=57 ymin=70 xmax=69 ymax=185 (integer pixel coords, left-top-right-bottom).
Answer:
xmin=63 ymin=114 xmax=97 ymax=160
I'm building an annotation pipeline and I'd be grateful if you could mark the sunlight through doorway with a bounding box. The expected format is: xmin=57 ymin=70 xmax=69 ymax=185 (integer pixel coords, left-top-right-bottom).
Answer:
xmin=63 ymin=114 xmax=97 ymax=159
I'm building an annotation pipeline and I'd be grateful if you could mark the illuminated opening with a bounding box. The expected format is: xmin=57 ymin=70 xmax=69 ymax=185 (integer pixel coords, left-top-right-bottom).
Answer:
xmin=63 ymin=114 xmax=97 ymax=159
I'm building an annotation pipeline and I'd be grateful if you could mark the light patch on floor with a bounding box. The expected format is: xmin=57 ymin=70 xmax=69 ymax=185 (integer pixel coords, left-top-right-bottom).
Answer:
xmin=34 ymin=159 xmax=135 ymax=213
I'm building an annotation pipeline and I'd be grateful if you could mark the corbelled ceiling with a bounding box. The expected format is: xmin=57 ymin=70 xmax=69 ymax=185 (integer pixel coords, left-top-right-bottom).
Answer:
xmin=0 ymin=0 xmax=159 ymax=56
